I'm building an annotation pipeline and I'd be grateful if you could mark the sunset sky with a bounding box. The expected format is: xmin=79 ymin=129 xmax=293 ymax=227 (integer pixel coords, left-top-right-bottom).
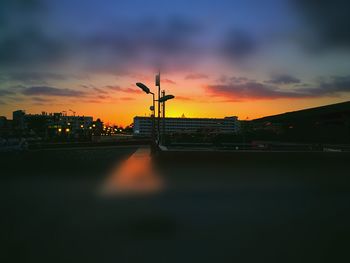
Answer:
xmin=1 ymin=0 xmax=350 ymax=126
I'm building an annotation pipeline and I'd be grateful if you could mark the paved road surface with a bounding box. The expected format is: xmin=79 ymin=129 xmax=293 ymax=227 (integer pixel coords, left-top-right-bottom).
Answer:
xmin=1 ymin=146 xmax=350 ymax=263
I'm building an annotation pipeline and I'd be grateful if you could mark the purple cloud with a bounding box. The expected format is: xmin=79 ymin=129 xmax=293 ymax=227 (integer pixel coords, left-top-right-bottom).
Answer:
xmin=206 ymin=75 xmax=350 ymax=100
xmin=266 ymin=74 xmax=301 ymax=84
xmin=22 ymin=86 xmax=86 ymax=97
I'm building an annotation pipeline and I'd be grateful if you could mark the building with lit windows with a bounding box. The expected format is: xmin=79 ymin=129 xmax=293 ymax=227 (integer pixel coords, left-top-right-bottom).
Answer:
xmin=133 ymin=116 xmax=240 ymax=136
xmin=8 ymin=110 xmax=96 ymax=139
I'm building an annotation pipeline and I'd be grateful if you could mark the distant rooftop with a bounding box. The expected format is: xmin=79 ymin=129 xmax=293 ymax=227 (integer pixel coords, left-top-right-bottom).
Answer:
xmin=134 ymin=116 xmax=238 ymax=120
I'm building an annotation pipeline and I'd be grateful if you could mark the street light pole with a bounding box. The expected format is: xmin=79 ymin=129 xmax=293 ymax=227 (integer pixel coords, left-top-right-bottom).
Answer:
xmin=136 ymin=76 xmax=174 ymax=148
xmin=150 ymin=92 xmax=155 ymax=149
xmin=155 ymin=71 xmax=161 ymax=144
xmin=162 ymin=90 xmax=165 ymax=144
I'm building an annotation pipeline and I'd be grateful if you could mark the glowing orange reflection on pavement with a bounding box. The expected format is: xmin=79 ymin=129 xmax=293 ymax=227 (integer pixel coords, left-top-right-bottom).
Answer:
xmin=101 ymin=147 xmax=163 ymax=196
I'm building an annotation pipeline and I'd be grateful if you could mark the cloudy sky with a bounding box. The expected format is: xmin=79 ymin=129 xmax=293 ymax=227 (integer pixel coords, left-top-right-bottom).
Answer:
xmin=1 ymin=0 xmax=350 ymax=125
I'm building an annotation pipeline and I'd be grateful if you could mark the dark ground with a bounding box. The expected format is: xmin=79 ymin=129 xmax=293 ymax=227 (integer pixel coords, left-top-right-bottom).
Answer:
xmin=1 ymin=146 xmax=350 ymax=263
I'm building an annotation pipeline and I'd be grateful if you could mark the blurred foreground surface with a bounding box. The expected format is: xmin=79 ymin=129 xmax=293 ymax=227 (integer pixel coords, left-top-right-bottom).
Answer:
xmin=1 ymin=146 xmax=350 ymax=263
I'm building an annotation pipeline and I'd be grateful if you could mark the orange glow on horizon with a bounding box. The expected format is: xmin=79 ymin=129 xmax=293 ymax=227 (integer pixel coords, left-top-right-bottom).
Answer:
xmin=1 ymin=96 xmax=349 ymax=126
xmin=1 ymin=72 xmax=349 ymax=126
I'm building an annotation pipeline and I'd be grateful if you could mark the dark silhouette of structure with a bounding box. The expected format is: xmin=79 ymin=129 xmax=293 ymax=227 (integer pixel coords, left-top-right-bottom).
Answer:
xmin=251 ymin=101 xmax=350 ymax=143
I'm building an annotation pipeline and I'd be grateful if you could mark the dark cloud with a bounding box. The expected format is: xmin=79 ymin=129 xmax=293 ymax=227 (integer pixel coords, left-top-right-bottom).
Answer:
xmin=106 ymin=85 xmax=122 ymax=91
xmin=216 ymin=75 xmax=251 ymax=84
xmin=31 ymin=97 xmax=53 ymax=102
xmin=0 ymin=0 xmax=63 ymax=68
xmin=9 ymin=84 xmax=26 ymax=91
xmin=106 ymin=85 xmax=141 ymax=94
xmin=80 ymin=84 xmax=92 ymax=89
xmin=21 ymin=86 xmax=86 ymax=97
xmin=206 ymin=75 xmax=350 ymax=100
xmin=0 ymin=27 xmax=66 ymax=68
xmin=75 ymin=16 xmax=204 ymax=73
xmin=0 ymin=1 xmax=267 ymax=78
xmin=0 ymin=0 xmax=43 ymax=12
xmin=216 ymin=75 xmax=231 ymax=84
xmin=185 ymin=73 xmax=209 ymax=80
xmin=294 ymin=0 xmax=350 ymax=50
xmin=206 ymin=82 xmax=310 ymax=100
xmin=0 ymin=89 xmax=15 ymax=96
xmin=312 ymin=75 xmax=350 ymax=94
xmin=221 ymin=30 xmax=258 ymax=60
xmin=2 ymin=72 xmax=67 ymax=83
xmin=93 ymin=87 xmax=109 ymax=94
xmin=31 ymin=96 xmax=53 ymax=105
xmin=167 ymin=16 xmax=202 ymax=36
xmin=230 ymin=76 xmax=250 ymax=84
xmin=266 ymin=74 xmax=301 ymax=84
xmin=0 ymin=0 xmax=206 ymax=73
xmin=0 ymin=0 xmax=43 ymax=34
